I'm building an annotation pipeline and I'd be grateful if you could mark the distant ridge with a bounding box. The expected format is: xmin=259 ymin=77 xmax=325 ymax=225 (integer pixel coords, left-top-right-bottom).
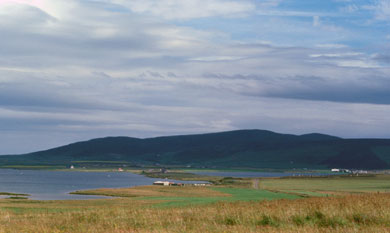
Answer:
xmin=1 ymin=129 xmax=389 ymax=170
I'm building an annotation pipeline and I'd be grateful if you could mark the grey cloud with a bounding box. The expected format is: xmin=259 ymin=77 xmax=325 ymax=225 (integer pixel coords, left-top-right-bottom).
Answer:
xmin=268 ymin=81 xmax=390 ymax=105
xmin=201 ymin=73 xmax=390 ymax=105
xmin=0 ymin=0 xmax=390 ymax=154
xmin=0 ymin=5 xmax=200 ymax=71
xmin=374 ymin=54 xmax=390 ymax=64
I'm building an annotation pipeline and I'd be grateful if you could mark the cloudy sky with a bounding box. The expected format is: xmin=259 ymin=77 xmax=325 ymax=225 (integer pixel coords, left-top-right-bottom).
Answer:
xmin=0 ymin=0 xmax=390 ymax=154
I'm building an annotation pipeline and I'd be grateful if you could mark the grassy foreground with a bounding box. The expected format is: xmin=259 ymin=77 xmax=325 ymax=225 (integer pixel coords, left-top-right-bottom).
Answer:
xmin=0 ymin=192 xmax=389 ymax=232
xmin=0 ymin=175 xmax=390 ymax=232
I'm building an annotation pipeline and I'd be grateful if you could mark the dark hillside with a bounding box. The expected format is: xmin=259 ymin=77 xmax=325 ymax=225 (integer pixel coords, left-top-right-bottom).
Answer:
xmin=1 ymin=130 xmax=389 ymax=170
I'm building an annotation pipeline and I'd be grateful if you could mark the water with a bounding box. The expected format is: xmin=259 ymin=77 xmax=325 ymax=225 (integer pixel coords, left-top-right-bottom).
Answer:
xmin=0 ymin=169 xmax=202 ymax=200
xmin=190 ymin=171 xmax=335 ymax=178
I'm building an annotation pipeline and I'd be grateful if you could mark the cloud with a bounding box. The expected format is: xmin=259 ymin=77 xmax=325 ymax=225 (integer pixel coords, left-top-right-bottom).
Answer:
xmin=360 ymin=0 xmax=390 ymax=21
xmin=0 ymin=1 xmax=220 ymax=72
xmin=374 ymin=0 xmax=390 ymax=21
xmin=0 ymin=0 xmax=390 ymax=153
xmin=256 ymin=0 xmax=283 ymax=8
xmin=313 ymin=15 xmax=321 ymax=27
xmin=113 ymin=0 xmax=255 ymax=20
xmin=315 ymin=44 xmax=348 ymax=49
xmin=373 ymin=53 xmax=390 ymax=64
xmin=340 ymin=4 xmax=359 ymax=13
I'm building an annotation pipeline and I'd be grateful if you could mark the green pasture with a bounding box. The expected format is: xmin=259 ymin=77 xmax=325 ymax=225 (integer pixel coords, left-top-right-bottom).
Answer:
xmin=260 ymin=175 xmax=390 ymax=193
xmin=139 ymin=187 xmax=300 ymax=207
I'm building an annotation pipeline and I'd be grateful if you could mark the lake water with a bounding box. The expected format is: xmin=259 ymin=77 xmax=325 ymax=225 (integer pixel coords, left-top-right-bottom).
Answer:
xmin=190 ymin=171 xmax=335 ymax=178
xmin=0 ymin=169 xmax=202 ymax=200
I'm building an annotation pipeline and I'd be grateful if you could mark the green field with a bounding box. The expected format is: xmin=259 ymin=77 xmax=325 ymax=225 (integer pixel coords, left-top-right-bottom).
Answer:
xmin=132 ymin=187 xmax=300 ymax=207
xmin=260 ymin=175 xmax=390 ymax=194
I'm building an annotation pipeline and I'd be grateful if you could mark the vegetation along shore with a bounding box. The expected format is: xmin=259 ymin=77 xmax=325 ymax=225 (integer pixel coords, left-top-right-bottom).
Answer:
xmin=0 ymin=172 xmax=389 ymax=232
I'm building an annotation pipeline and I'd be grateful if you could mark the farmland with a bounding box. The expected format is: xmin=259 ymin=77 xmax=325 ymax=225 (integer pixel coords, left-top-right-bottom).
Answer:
xmin=259 ymin=175 xmax=390 ymax=195
xmin=0 ymin=175 xmax=389 ymax=232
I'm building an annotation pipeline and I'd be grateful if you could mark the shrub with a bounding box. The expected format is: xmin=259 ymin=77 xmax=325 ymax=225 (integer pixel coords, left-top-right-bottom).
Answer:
xmin=257 ymin=215 xmax=280 ymax=227
xmin=291 ymin=215 xmax=305 ymax=226
xmin=223 ymin=217 xmax=237 ymax=226
xmin=317 ymin=216 xmax=346 ymax=228
xmin=352 ymin=213 xmax=377 ymax=225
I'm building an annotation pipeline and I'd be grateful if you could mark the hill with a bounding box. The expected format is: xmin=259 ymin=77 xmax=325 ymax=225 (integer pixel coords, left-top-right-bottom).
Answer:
xmin=1 ymin=130 xmax=390 ymax=170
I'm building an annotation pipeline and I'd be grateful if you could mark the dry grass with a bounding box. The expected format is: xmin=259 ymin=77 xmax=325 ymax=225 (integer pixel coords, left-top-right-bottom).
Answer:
xmin=1 ymin=175 xmax=390 ymax=232
xmin=0 ymin=193 xmax=389 ymax=232
xmin=72 ymin=185 xmax=230 ymax=198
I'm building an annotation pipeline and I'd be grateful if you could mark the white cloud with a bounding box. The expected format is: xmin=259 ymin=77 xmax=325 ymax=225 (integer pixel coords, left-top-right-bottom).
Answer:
xmin=189 ymin=56 xmax=244 ymax=62
xmin=113 ymin=0 xmax=255 ymax=20
xmin=363 ymin=0 xmax=390 ymax=21
xmin=375 ymin=0 xmax=390 ymax=20
xmin=310 ymin=52 xmax=363 ymax=58
xmin=315 ymin=44 xmax=348 ymax=49
xmin=340 ymin=4 xmax=359 ymax=13
xmin=0 ymin=0 xmax=77 ymax=20
xmin=309 ymin=52 xmax=382 ymax=68
xmin=335 ymin=60 xmax=381 ymax=68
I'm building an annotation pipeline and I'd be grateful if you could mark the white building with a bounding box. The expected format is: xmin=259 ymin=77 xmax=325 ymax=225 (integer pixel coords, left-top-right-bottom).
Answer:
xmin=153 ymin=181 xmax=170 ymax=186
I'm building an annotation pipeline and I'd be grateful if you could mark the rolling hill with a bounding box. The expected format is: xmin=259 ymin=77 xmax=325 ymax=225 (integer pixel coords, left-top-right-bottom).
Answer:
xmin=1 ymin=130 xmax=390 ymax=170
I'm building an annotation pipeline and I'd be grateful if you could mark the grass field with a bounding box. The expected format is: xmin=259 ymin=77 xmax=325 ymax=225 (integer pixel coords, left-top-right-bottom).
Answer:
xmin=72 ymin=185 xmax=300 ymax=207
xmin=0 ymin=175 xmax=389 ymax=232
xmin=138 ymin=188 xmax=300 ymax=208
xmin=259 ymin=175 xmax=390 ymax=195
xmin=0 ymin=192 xmax=389 ymax=232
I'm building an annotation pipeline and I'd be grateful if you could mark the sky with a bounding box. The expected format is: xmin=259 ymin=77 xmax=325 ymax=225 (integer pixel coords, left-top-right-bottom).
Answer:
xmin=0 ymin=0 xmax=390 ymax=154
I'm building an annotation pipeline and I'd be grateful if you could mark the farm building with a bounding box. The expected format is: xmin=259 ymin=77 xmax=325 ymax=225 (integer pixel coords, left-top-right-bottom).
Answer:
xmin=153 ymin=181 xmax=184 ymax=186
xmin=193 ymin=183 xmax=210 ymax=186
xmin=153 ymin=181 xmax=171 ymax=186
